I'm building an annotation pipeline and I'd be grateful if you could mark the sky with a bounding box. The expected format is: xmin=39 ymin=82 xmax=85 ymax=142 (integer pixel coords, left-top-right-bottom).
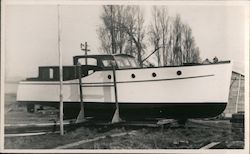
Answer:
xmin=4 ymin=2 xmax=248 ymax=81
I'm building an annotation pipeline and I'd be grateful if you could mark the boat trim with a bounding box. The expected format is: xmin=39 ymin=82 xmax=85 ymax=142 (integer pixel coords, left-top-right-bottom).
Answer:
xmin=19 ymin=74 xmax=214 ymax=86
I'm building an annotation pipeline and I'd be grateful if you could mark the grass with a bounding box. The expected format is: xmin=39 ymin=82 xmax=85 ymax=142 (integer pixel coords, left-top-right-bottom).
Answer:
xmin=70 ymin=126 xmax=236 ymax=149
xmin=5 ymin=120 xmax=243 ymax=149
xmin=5 ymin=127 xmax=99 ymax=149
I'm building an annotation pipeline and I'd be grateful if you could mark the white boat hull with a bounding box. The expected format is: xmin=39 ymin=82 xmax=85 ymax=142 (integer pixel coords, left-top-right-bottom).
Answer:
xmin=17 ymin=62 xmax=232 ymax=119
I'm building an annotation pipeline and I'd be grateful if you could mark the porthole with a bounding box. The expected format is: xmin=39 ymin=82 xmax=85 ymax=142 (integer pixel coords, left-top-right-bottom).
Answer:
xmin=177 ymin=70 xmax=182 ymax=76
xmin=131 ymin=74 xmax=136 ymax=78
xmin=108 ymin=75 xmax=112 ymax=79
xmin=152 ymin=72 xmax=157 ymax=77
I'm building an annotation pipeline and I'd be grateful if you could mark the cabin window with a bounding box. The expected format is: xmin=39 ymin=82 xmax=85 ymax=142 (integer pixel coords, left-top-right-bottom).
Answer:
xmin=114 ymin=56 xmax=139 ymax=69
xmin=49 ymin=68 xmax=54 ymax=79
xmin=128 ymin=58 xmax=140 ymax=67
xmin=88 ymin=70 xmax=94 ymax=74
xmin=115 ymin=57 xmax=131 ymax=68
xmin=102 ymin=60 xmax=114 ymax=67
xmin=78 ymin=58 xmax=97 ymax=66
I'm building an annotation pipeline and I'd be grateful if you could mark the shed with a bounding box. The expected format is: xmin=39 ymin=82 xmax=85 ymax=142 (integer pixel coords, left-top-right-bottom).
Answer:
xmin=223 ymin=66 xmax=245 ymax=117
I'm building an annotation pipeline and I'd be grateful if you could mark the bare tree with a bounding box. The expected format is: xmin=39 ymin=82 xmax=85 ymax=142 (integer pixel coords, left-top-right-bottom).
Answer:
xmin=149 ymin=6 xmax=170 ymax=66
xmin=99 ymin=5 xmax=146 ymax=67
xmin=149 ymin=6 xmax=162 ymax=66
xmin=99 ymin=5 xmax=201 ymax=67
xmin=158 ymin=7 xmax=169 ymax=66
xmin=122 ymin=6 xmax=145 ymax=67
xmin=182 ymin=24 xmax=193 ymax=63
xmin=98 ymin=5 xmax=115 ymax=53
xmin=134 ymin=7 xmax=146 ymax=66
xmin=98 ymin=27 xmax=112 ymax=54
xmin=167 ymin=22 xmax=174 ymax=65
xmin=181 ymin=23 xmax=202 ymax=64
xmin=116 ymin=6 xmax=127 ymax=54
xmin=191 ymin=47 xmax=201 ymax=63
xmin=172 ymin=14 xmax=183 ymax=65
xmin=148 ymin=7 xmax=201 ymax=66
xmin=98 ymin=5 xmax=128 ymax=54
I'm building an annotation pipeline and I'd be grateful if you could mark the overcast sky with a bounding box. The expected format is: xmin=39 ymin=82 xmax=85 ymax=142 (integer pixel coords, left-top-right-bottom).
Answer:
xmin=4 ymin=2 xmax=248 ymax=80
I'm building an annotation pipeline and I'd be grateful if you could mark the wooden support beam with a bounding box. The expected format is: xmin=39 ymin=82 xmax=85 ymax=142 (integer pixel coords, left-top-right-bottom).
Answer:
xmin=200 ymin=142 xmax=220 ymax=149
xmin=55 ymin=130 xmax=137 ymax=149
xmin=5 ymin=132 xmax=49 ymax=137
xmin=76 ymin=62 xmax=86 ymax=123
xmin=111 ymin=63 xmax=122 ymax=123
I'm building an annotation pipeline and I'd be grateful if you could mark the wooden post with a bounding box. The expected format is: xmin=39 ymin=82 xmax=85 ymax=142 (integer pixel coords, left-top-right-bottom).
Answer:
xmin=77 ymin=63 xmax=84 ymax=112
xmin=76 ymin=42 xmax=90 ymax=123
xmin=111 ymin=62 xmax=122 ymax=123
xmin=112 ymin=63 xmax=118 ymax=110
xmin=76 ymin=62 xmax=85 ymax=123
xmin=57 ymin=5 xmax=64 ymax=135
xmin=235 ymin=74 xmax=242 ymax=113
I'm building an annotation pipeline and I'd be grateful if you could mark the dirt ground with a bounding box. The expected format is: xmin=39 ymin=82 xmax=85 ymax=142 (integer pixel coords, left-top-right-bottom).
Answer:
xmin=4 ymin=93 xmax=244 ymax=149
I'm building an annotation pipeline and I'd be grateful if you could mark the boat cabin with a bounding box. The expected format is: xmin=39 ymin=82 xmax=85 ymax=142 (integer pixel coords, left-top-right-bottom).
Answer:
xmin=26 ymin=54 xmax=139 ymax=81
xmin=73 ymin=54 xmax=139 ymax=69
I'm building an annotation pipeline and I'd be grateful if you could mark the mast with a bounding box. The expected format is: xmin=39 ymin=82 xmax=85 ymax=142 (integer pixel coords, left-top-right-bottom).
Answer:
xmin=80 ymin=42 xmax=90 ymax=64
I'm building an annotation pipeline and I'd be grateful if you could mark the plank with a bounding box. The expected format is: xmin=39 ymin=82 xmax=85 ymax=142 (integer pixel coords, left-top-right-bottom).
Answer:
xmin=55 ymin=130 xmax=137 ymax=149
xmin=200 ymin=142 xmax=220 ymax=149
xmin=5 ymin=132 xmax=49 ymax=137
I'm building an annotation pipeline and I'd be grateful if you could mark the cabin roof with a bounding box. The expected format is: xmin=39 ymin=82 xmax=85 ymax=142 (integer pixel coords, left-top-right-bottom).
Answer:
xmin=73 ymin=53 xmax=134 ymax=59
xmin=73 ymin=54 xmax=135 ymax=65
xmin=232 ymin=65 xmax=244 ymax=76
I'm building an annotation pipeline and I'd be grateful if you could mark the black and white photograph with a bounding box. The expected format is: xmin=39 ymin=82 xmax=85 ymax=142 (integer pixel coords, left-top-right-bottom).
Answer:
xmin=1 ymin=0 xmax=249 ymax=153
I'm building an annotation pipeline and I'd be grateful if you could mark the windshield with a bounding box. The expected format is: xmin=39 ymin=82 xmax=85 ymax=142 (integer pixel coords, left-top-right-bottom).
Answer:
xmin=114 ymin=55 xmax=140 ymax=69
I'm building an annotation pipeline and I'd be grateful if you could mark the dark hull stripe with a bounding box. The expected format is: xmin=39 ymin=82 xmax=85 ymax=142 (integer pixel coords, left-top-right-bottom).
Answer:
xmin=20 ymin=74 xmax=214 ymax=86
xmin=21 ymin=101 xmax=227 ymax=120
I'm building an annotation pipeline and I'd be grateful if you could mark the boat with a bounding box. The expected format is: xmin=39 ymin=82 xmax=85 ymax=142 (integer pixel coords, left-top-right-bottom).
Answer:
xmin=16 ymin=54 xmax=232 ymax=121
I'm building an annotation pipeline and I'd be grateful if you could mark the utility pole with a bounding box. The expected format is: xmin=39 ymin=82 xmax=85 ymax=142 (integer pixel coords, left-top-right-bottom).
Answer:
xmin=57 ymin=5 xmax=64 ymax=136
xmin=80 ymin=42 xmax=90 ymax=64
